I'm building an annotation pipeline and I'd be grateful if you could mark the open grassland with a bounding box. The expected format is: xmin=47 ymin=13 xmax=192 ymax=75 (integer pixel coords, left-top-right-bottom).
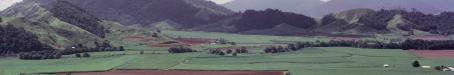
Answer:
xmin=167 ymin=47 xmax=454 ymax=75
xmin=0 ymin=52 xmax=136 ymax=75
xmin=162 ymin=31 xmax=328 ymax=44
xmin=2 ymin=47 xmax=454 ymax=75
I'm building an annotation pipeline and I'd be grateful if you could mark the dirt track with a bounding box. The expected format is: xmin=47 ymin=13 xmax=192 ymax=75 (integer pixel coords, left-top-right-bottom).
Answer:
xmin=56 ymin=70 xmax=287 ymax=75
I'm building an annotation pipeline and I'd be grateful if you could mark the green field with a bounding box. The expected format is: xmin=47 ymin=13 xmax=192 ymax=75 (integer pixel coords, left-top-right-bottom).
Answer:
xmin=1 ymin=31 xmax=454 ymax=75
xmin=162 ymin=30 xmax=328 ymax=44
xmin=3 ymin=47 xmax=453 ymax=75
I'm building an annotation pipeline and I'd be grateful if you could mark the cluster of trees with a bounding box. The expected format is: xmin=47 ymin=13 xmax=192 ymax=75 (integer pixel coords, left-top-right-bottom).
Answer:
xmin=232 ymin=9 xmax=317 ymax=32
xmin=401 ymin=39 xmax=454 ymax=50
xmin=287 ymin=39 xmax=454 ymax=50
xmin=358 ymin=9 xmax=405 ymax=31
xmin=168 ymin=46 xmax=196 ymax=53
xmin=75 ymin=53 xmax=91 ymax=58
xmin=264 ymin=42 xmax=308 ymax=53
xmin=214 ymin=38 xmax=237 ymax=45
xmin=19 ymin=50 xmax=62 ymax=60
xmin=50 ymin=0 xmax=108 ymax=38
xmin=0 ymin=24 xmax=51 ymax=56
xmin=208 ymin=47 xmax=248 ymax=56
xmin=403 ymin=11 xmax=454 ymax=35
xmin=61 ymin=41 xmax=125 ymax=55
xmin=322 ymin=9 xmax=454 ymax=35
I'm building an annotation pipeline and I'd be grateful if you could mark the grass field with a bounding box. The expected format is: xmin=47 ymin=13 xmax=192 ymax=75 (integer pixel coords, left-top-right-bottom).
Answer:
xmin=162 ymin=30 xmax=328 ymax=44
xmin=2 ymin=47 xmax=454 ymax=75
xmin=2 ymin=31 xmax=454 ymax=75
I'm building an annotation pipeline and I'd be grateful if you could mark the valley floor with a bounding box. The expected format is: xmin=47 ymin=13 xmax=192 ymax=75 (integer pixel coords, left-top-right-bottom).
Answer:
xmin=1 ymin=31 xmax=454 ymax=75
xmin=1 ymin=47 xmax=453 ymax=75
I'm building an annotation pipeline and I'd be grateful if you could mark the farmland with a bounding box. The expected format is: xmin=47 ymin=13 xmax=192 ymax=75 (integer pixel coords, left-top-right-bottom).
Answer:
xmin=3 ymin=47 xmax=453 ymax=75
xmin=1 ymin=31 xmax=454 ymax=75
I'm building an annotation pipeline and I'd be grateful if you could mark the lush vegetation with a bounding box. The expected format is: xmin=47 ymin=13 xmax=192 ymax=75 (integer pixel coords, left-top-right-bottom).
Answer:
xmin=403 ymin=11 xmax=454 ymax=35
xmin=0 ymin=24 xmax=51 ymax=56
xmin=61 ymin=41 xmax=125 ymax=55
xmin=286 ymin=39 xmax=454 ymax=50
xmin=50 ymin=0 xmax=107 ymax=37
xmin=231 ymin=9 xmax=317 ymax=32
xmin=168 ymin=46 xmax=196 ymax=53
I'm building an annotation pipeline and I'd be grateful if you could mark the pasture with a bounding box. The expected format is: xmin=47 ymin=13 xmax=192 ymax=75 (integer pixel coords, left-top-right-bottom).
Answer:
xmin=2 ymin=31 xmax=454 ymax=75
xmin=9 ymin=47 xmax=452 ymax=75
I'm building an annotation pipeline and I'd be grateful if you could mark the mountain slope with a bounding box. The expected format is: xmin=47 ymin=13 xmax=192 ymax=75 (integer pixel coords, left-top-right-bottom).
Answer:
xmin=319 ymin=8 xmax=454 ymax=35
xmin=223 ymin=0 xmax=323 ymax=16
xmin=0 ymin=0 xmax=164 ymax=50
xmin=193 ymin=9 xmax=317 ymax=34
xmin=311 ymin=0 xmax=445 ymax=17
xmin=58 ymin=0 xmax=234 ymax=28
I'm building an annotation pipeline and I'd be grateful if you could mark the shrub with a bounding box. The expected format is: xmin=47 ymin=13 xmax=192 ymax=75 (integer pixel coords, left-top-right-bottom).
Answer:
xmin=82 ymin=53 xmax=90 ymax=57
xmin=75 ymin=54 xmax=81 ymax=58
xmin=412 ymin=60 xmax=421 ymax=67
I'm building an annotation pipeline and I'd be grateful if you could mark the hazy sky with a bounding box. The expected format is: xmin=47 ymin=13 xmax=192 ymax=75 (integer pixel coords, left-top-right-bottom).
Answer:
xmin=0 ymin=0 xmax=22 ymax=11
xmin=209 ymin=0 xmax=233 ymax=4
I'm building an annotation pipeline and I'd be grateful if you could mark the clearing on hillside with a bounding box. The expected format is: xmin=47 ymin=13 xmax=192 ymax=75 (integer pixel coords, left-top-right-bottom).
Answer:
xmin=54 ymin=70 xmax=287 ymax=75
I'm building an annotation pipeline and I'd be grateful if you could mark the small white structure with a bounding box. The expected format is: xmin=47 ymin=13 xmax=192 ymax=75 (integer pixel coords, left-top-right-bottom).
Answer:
xmin=421 ymin=66 xmax=431 ymax=69
xmin=449 ymin=67 xmax=454 ymax=71
xmin=383 ymin=64 xmax=390 ymax=68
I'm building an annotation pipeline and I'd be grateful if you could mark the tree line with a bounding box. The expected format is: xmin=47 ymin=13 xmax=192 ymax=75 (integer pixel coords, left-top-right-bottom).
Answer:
xmin=288 ymin=39 xmax=454 ymax=50
xmin=61 ymin=41 xmax=125 ymax=55
xmin=168 ymin=46 xmax=196 ymax=53
xmin=208 ymin=46 xmax=248 ymax=56
xmin=264 ymin=43 xmax=305 ymax=53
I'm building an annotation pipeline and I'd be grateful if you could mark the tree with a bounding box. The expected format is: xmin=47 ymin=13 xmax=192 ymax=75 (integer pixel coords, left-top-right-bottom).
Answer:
xmin=226 ymin=49 xmax=232 ymax=54
xmin=156 ymin=29 xmax=161 ymax=33
xmin=232 ymin=52 xmax=237 ymax=56
xmin=119 ymin=46 xmax=125 ymax=51
xmin=82 ymin=53 xmax=90 ymax=57
xmin=75 ymin=54 xmax=81 ymax=58
xmin=219 ymin=52 xmax=225 ymax=56
xmin=140 ymin=50 xmax=144 ymax=55
xmin=152 ymin=32 xmax=158 ymax=37
xmin=412 ymin=60 xmax=421 ymax=67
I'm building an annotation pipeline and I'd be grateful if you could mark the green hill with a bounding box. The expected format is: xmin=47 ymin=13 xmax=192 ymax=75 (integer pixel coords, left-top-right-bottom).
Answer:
xmin=0 ymin=0 xmax=168 ymax=52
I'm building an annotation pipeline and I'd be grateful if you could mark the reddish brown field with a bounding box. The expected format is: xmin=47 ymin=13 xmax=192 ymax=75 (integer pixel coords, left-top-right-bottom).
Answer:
xmin=411 ymin=35 xmax=451 ymax=41
xmin=56 ymin=70 xmax=286 ymax=75
xmin=331 ymin=37 xmax=362 ymax=41
xmin=176 ymin=38 xmax=214 ymax=46
xmin=411 ymin=50 xmax=454 ymax=58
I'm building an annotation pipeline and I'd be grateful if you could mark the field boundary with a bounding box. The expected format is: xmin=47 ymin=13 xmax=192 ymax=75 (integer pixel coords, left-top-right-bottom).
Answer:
xmin=26 ymin=69 xmax=289 ymax=75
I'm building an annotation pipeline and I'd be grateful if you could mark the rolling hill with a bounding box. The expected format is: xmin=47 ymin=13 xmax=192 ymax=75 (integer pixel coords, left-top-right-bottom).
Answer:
xmin=318 ymin=8 xmax=454 ymax=35
xmin=0 ymin=0 xmax=163 ymax=51
xmin=58 ymin=0 xmax=234 ymax=28
xmin=223 ymin=0 xmax=323 ymax=16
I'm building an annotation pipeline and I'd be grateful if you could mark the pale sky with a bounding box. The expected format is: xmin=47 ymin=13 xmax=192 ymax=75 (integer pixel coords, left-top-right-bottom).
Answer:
xmin=208 ymin=0 xmax=234 ymax=4
xmin=0 ymin=0 xmax=22 ymax=11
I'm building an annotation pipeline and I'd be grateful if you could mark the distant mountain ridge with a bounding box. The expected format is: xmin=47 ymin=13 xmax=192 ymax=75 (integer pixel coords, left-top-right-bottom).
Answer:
xmin=224 ymin=0 xmax=454 ymax=17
